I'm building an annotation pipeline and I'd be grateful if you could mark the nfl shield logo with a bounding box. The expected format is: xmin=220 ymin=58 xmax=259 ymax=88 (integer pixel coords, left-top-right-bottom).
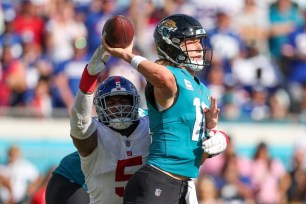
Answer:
xmin=155 ymin=188 xmax=162 ymax=197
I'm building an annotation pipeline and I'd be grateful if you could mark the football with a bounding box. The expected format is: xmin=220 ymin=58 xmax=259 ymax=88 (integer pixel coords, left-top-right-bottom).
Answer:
xmin=102 ymin=15 xmax=134 ymax=48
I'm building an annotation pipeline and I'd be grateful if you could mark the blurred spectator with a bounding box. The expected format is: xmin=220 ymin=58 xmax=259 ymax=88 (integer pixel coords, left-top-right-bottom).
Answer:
xmin=13 ymin=0 xmax=45 ymax=47
xmin=133 ymin=1 xmax=159 ymax=59
xmin=268 ymin=0 xmax=304 ymax=61
xmin=219 ymin=154 xmax=254 ymax=203
xmin=191 ymin=0 xmax=244 ymax=31
xmin=0 ymin=145 xmax=40 ymax=204
xmin=241 ymin=85 xmax=271 ymax=121
xmin=285 ymin=135 xmax=306 ymax=202
xmin=219 ymin=79 xmax=249 ymax=120
xmin=200 ymin=135 xmax=252 ymax=180
xmin=268 ymin=88 xmax=291 ymax=120
xmin=30 ymin=166 xmax=55 ymax=204
xmin=250 ymin=142 xmax=288 ymax=203
xmin=19 ymin=33 xmax=53 ymax=106
xmin=196 ymin=175 xmax=224 ymax=204
xmin=0 ymin=44 xmax=26 ymax=107
xmin=85 ymin=0 xmax=120 ymax=55
xmin=0 ymin=173 xmax=13 ymax=204
xmin=51 ymin=37 xmax=89 ymax=112
xmin=28 ymin=76 xmax=52 ymax=117
xmin=281 ymin=9 xmax=306 ymax=84
xmin=0 ymin=4 xmax=5 ymax=35
xmin=280 ymin=9 xmax=306 ymax=117
xmin=233 ymin=0 xmax=270 ymax=55
xmin=0 ymin=16 xmax=23 ymax=59
xmin=300 ymin=82 xmax=306 ymax=122
xmin=287 ymin=147 xmax=306 ymax=202
xmin=207 ymin=9 xmax=245 ymax=74
xmin=203 ymin=58 xmax=225 ymax=103
xmin=45 ymin=0 xmax=87 ymax=64
xmin=232 ymin=43 xmax=281 ymax=90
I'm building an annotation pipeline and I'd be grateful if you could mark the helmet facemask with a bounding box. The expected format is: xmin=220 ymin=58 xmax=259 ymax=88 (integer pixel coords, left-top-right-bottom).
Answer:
xmin=180 ymin=37 xmax=212 ymax=72
xmin=94 ymin=93 xmax=139 ymax=130
xmin=93 ymin=76 xmax=140 ymax=130
xmin=156 ymin=35 xmax=212 ymax=72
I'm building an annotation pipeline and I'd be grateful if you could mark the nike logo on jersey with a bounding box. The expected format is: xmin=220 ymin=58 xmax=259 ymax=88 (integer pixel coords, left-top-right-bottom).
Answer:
xmin=184 ymin=79 xmax=193 ymax=91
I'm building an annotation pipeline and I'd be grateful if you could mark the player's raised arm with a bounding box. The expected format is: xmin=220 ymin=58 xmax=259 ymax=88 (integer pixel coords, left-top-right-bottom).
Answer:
xmin=102 ymin=39 xmax=177 ymax=100
xmin=101 ymin=16 xmax=177 ymax=108
xmin=70 ymin=45 xmax=109 ymax=157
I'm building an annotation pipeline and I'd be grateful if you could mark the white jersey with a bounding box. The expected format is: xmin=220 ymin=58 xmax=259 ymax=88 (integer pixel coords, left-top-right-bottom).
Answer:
xmin=80 ymin=116 xmax=151 ymax=204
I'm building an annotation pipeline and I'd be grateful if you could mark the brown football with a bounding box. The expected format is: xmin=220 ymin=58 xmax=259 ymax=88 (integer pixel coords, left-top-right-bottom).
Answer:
xmin=102 ymin=15 xmax=134 ymax=48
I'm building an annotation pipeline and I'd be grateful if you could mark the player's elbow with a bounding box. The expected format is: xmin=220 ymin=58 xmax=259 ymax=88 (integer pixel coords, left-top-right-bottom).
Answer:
xmin=70 ymin=106 xmax=92 ymax=139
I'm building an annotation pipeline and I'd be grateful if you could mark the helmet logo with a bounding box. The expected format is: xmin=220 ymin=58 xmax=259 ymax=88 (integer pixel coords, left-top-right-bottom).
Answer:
xmin=115 ymin=81 xmax=121 ymax=90
xmin=159 ymin=19 xmax=178 ymax=39
xmin=160 ymin=19 xmax=177 ymax=31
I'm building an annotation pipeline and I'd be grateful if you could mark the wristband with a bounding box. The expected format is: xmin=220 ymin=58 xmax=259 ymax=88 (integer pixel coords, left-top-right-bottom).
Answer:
xmin=79 ymin=65 xmax=98 ymax=94
xmin=131 ymin=55 xmax=147 ymax=70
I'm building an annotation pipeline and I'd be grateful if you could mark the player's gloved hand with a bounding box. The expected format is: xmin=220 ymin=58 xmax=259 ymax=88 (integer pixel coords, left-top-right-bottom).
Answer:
xmin=202 ymin=129 xmax=228 ymax=157
xmin=79 ymin=45 xmax=110 ymax=94
xmin=87 ymin=45 xmax=110 ymax=76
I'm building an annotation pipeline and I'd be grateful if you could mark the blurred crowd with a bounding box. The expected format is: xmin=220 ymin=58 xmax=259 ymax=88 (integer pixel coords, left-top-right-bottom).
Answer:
xmin=1 ymin=137 xmax=306 ymax=204
xmin=1 ymin=0 xmax=306 ymax=122
xmin=1 ymin=0 xmax=306 ymax=203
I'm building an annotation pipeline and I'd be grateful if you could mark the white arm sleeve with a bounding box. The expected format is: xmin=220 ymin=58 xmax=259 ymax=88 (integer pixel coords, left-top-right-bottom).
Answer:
xmin=70 ymin=90 xmax=97 ymax=139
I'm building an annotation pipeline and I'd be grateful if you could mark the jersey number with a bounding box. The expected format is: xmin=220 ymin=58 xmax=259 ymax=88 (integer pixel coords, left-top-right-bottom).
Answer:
xmin=192 ymin=97 xmax=206 ymax=141
xmin=115 ymin=156 xmax=143 ymax=197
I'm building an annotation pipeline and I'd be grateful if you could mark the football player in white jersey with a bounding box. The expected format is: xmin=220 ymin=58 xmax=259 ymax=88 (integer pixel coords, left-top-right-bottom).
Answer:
xmin=70 ymin=43 xmax=151 ymax=204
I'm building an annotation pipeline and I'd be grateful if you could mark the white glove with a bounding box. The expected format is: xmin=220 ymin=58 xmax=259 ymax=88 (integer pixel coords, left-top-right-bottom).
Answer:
xmin=87 ymin=45 xmax=110 ymax=75
xmin=202 ymin=129 xmax=228 ymax=156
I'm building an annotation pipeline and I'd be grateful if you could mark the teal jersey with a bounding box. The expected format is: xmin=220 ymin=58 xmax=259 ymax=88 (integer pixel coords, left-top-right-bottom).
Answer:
xmin=53 ymin=151 xmax=86 ymax=189
xmin=146 ymin=66 xmax=211 ymax=178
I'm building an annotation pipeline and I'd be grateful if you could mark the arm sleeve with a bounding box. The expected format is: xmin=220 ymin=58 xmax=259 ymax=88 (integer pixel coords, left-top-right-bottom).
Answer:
xmin=70 ymin=90 xmax=97 ymax=139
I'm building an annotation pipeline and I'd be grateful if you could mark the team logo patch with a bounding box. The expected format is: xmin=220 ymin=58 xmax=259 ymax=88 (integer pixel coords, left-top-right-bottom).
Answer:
xmin=155 ymin=188 xmax=162 ymax=197
xmin=184 ymin=79 xmax=193 ymax=91
xmin=158 ymin=19 xmax=178 ymax=42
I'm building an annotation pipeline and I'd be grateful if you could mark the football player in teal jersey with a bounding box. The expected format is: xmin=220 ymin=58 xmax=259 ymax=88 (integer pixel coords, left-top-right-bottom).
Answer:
xmin=45 ymin=151 xmax=89 ymax=204
xmin=103 ymin=14 xmax=229 ymax=204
